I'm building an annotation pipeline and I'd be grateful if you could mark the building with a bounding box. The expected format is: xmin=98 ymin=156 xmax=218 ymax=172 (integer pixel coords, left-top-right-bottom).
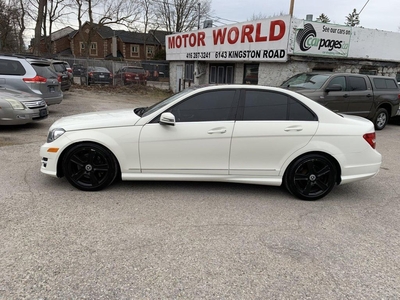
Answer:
xmin=35 ymin=23 xmax=170 ymax=61
xmin=166 ymin=15 xmax=400 ymax=93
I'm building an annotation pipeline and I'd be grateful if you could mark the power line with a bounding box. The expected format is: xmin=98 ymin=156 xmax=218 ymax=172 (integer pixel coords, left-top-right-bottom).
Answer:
xmin=359 ymin=0 xmax=370 ymax=15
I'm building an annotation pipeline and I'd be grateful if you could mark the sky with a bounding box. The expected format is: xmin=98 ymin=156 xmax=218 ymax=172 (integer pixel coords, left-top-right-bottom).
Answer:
xmin=209 ymin=0 xmax=400 ymax=32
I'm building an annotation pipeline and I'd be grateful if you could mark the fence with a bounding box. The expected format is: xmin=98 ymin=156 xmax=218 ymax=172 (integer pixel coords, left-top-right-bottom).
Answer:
xmin=57 ymin=57 xmax=170 ymax=87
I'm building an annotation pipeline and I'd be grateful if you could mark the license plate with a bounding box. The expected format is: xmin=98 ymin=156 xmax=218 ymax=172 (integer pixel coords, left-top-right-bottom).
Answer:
xmin=39 ymin=108 xmax=48 ymax=117
xmin=99 ymin=75 xmax=105 ymax=78
xmin=49 ymin=86 xmax=55 ymax=93
xmin=135 ymin=76 xmax=139 ymax=80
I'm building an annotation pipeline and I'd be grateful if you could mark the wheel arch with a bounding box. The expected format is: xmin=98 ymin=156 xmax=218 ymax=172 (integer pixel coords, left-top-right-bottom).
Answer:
xmin=56 ymin=141 xmax=121 ymax=179
xmin=282 ymin=151 xmax=342 ymax=185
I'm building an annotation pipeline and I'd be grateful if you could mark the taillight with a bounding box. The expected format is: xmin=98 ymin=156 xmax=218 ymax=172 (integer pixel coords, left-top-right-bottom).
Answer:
xmin=363 ymin=132 xmax=376 ymax=149
xmin=89 ymin=72 xmax=93 ymax=77
xmin=110 ymin=73 xmax=113 ymax=78
xmin=57 ymin=75 xmax=62 ymax=83
xmin=23 ymin=75 xmax=47 ymax=83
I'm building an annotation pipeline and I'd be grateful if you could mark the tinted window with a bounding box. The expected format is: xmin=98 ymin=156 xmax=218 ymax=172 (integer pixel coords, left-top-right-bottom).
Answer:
xmin=373 ymin=78 xmax=398 ymax=89
xmin=0 ymin=59 xmax=26 ymax=75
xmin=242 ymin=91 xmax=316 ymax=121
xmin=168 ymin=90 xmax=237 ymax=122
xmin=32 ymin=64 xmax=58 ymax=78
xmin=126 ymin=68 xmax=145 ymax=74
xmin=348 ymin=76 xmax=367 ymax=91
xmin=53 ymin=63 xmax=66 ymax=72
xmin=328 ymin=76 xmax=346 ymax=90
xmin=243 ymin=91 xmax=287 ymax=120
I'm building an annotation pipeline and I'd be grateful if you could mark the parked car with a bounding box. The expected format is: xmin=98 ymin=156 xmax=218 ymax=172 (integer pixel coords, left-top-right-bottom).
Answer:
xmin=0 ymin=87 xmax=48 ymax=125
xmin=281 ymin=72 xmax=400 ymax=130
xmin=0 ymin=54 xmax=63 ymax=106
xmin=114 ymin=66 xmax=147 ymax=85
xmin=63 ymin=61 xmax=73 ymax=83
xmin=40 ymin=85 xmax=381 ymax=201
xmin=72 ymin=63 xmax=86 ymax=76
xmin=84 ymin=66 xmax=113 ymax=85
xmin=48 ymin=59 xmax=71 ymax=92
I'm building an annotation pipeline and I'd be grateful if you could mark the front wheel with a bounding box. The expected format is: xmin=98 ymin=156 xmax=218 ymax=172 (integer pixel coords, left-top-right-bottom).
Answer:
xmin=62 ymin=143 xmax=118 ymax=191
xmin=373 ymin=108 xmax=388 ymax=130
xmin=284 ymin=154 xmax=337 ymax=201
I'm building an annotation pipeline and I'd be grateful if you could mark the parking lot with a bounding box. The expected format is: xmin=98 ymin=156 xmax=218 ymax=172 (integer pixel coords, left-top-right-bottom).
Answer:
xmin=1 ymin=86 xmax=400 ymax=299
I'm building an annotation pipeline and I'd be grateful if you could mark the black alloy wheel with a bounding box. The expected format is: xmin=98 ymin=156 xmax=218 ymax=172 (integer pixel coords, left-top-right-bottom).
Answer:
xmin=62 ymin=143 xmax=118 ymax=191
xmin=285 ymin=154 xmax=337 ymax=201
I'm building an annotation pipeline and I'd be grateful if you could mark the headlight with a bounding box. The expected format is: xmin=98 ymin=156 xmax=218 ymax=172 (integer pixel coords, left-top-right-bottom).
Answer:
xmin=47 ymin=128 xmax=66 ymax=143
xmin=5 ymin=98 xmax=26 ymax=110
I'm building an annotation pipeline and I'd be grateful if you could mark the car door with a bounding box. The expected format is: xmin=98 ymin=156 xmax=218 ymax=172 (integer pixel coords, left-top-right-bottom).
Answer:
xmin=230 ymin=89 xmax=319 ymax=176
xmin=139 ymin=89 xmax=239 ymax=174
xmin=345 ymin=75 xmax=374 ymax=117
xmin=321 ymin=75 xmax=350 ymax=113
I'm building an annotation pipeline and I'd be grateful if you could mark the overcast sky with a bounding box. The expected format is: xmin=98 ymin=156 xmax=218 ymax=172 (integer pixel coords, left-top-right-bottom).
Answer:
xmin=209 ymin=0 xmax=399 ymax=32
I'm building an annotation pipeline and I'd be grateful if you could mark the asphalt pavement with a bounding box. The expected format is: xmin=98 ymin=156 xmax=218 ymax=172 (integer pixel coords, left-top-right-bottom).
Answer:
xmin=1 ymin=87 xmax=399 ymax=299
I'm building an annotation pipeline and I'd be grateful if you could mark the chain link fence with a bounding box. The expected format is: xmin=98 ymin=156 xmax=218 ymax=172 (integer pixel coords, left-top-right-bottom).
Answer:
xmin=57 ymin=57 xmax=169 ymax=88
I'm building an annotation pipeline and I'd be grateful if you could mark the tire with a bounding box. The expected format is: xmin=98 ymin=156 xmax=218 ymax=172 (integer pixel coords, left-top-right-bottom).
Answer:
xmin=284 ymin=154 xmax=337 ymax=201
xmin=373 ymin=108 xmax=388 ymax=130
xmin=62 ymin=143 xmax=118 ymax=191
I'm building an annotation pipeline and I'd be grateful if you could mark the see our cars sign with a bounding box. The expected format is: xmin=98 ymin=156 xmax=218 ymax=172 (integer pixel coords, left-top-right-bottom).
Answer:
xmin=293 ymin=21 xmax=352 ymax=57
xmin=166 ymin=15 xmax=291 ymax=62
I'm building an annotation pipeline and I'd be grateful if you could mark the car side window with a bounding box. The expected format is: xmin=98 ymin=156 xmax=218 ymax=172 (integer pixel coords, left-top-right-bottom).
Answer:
xmin=167 ymin=90 xmax=237 ymax=122
xmin=0 ymin=59 xmax=26 ymax=75
xmin=373 ymin=78 xmax=398 ymax=89
xmin=348 ymin=76 xmax=367 ymax=91
xmin=328 ymin=76 xmax=346 ymax=90
xmin=241 ymin=90 xmax=316 ymax=121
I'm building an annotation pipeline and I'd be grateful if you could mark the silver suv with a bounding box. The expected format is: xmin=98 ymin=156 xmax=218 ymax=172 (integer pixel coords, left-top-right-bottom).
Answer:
xmin=0 ymin=55 xmax=63 ymax=105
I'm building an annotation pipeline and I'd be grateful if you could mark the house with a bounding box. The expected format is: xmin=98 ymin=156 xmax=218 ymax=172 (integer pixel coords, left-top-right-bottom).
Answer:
xmin=34 ymin=22 xmax=170 ymax=61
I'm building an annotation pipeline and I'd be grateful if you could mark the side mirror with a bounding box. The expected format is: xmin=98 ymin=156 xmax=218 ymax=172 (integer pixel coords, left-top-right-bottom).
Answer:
xmin=160 ymin=112 xmax=175 ymax=126
xmin=326 ymin=84 xmax=343 ymax=92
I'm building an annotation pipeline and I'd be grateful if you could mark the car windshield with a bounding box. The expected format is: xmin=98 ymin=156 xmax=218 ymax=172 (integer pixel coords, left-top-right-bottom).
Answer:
xmin=94 ymin=67 xmax=109 ymax=72
xmin=281 ymin=74 xmax=330 ymax=89
xmin=141 ymin=88 xmax=195 ymax=117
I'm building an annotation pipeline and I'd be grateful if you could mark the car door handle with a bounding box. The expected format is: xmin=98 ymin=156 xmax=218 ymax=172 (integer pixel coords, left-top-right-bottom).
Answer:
xmin=208 ymin=128 xmax=227 ymax=134
xmin=343 ymin=94 xmax=349 ymax=98
xmin=284 ymin=126 xmax=303 ymax=132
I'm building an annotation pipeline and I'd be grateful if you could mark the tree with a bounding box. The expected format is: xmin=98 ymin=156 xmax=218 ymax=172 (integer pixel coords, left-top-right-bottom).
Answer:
xmin=155 ymin=0 xmax=211 ymax=33
xmin=72 ymin=0 xmax=142 ymax=57
xmin=345 ymin=8 xmax=360 ymax=27
xmin=316 ymin=13 xmax=330 ymax=23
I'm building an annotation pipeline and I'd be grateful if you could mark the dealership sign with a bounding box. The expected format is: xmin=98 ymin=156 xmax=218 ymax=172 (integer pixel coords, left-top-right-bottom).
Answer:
xmin=294 ymin=21 xmax=352 ymax=57
xmin=166 ymin=15 xmax=291 ymax=62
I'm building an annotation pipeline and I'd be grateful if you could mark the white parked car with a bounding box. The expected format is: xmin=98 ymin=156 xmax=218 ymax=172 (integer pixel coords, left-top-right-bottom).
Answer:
xmin=40 ymin=85 xmax=382 ymax=200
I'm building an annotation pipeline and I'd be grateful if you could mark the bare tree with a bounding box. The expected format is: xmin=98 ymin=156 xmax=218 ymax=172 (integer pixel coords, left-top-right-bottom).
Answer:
xmin=155 ymin=0 xmax=211 ymax=33
xmin=345 ymin=8 xmax=360 ymax=27
xmin=72 ymin=0 xmax=141 ymax=57
xmin=33 ymin=0 xmax=45 ymax=55
xmin=316 ymin=13 xmax=330 ymax=23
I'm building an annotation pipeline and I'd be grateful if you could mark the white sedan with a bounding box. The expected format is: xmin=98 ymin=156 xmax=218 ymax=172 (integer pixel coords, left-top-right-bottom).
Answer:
xmin=40 ymin=85 xmax=382 ymax=200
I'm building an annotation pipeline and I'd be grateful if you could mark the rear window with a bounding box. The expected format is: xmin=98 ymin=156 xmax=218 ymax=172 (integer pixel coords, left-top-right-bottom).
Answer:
xmin=373 ymin=78 xmax=398 ymax=89
xmin=53 ymin=63 xmax=66 ymax=72
xmin=0 ymin=59 xmax=26 ymax=75
xmin=31 ymin=64 xmax=58 ymax=79
xmin=126 ymin=68 xmax=145 ymax=74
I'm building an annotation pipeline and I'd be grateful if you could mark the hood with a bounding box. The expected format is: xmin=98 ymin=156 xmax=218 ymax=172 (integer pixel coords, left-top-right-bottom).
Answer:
xmin=50 ymin=109 xmax=141 ymax=131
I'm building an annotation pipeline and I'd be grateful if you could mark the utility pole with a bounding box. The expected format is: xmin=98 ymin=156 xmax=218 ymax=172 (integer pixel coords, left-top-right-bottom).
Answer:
xmin=289 ymin=0 xmax=295 ymax=16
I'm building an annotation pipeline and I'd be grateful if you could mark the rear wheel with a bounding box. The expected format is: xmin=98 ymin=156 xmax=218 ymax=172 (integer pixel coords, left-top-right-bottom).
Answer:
xmin=373 ymin=108 xmax=388 ymax=130
xmin=284 ymin=154 xmax=337 ymax=201
xmin=62 ymin=143 xmax=118 ymax=191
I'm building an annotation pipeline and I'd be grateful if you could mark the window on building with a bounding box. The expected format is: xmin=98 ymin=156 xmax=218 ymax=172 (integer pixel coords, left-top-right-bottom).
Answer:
xmin=185 ymin=63 xmax=194 ymax=81
xmin=359 ymin=67 xmax=377 ymax=75
xmin=146 ymin=46 xmax=154 ymax=57
xmin=243 ymin=64 xmax=259 ymax=85
xmin=90 ymin=42 xmax=97 ymax=56
xmin=80 ymin=42 xmax=85 ymax=50
xmin=131 ymin=45 xmax=139 ymax=57
xmin=209 ymin=64 xmax=234 ymax=84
